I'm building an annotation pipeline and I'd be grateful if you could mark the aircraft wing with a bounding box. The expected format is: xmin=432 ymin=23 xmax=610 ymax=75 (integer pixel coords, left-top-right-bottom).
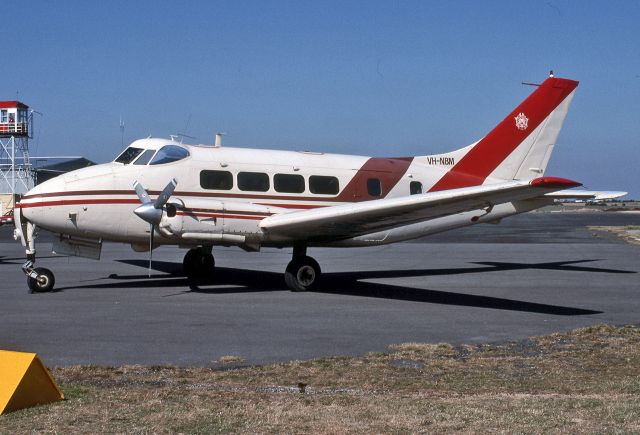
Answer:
xmin=259 ymin=177 xmax=581 ymax=242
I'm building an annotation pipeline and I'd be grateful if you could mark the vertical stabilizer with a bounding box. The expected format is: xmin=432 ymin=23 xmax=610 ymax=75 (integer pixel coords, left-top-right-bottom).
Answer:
xmin=429 ymin=76 xmax=579 ymax=192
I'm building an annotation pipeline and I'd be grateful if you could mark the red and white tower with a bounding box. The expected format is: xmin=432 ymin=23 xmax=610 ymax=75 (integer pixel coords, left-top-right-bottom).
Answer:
xmin=0 ymin=100 xmax=34 ymax=215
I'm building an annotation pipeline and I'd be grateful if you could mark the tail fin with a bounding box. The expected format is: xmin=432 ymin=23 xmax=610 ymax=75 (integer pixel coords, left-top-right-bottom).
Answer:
xmin=428 ymin=75 xmax=579 ymax=192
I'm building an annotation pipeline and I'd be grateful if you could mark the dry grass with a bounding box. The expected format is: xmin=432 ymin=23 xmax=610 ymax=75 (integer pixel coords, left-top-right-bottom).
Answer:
xmin=2 ymin=324 xmax=640 ymax=433
xmin=216 ymin=355 xmax=245 ymax=365
xmin=589 ymin=225 xmax=640 ymax=245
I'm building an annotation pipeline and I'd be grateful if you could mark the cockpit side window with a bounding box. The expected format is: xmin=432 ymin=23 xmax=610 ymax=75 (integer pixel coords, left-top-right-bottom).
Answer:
xmin=149 ymin=145 xmax=190 ymax=165
xmin=133 ymin=149 xmax=156 ymax=165
xmin=114 ymin=147 xmax=144 ymax=164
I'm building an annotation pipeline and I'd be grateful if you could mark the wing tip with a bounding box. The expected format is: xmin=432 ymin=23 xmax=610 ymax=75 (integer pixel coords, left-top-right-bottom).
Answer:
xmin=531 ymin=177 xmax=582 ymax=189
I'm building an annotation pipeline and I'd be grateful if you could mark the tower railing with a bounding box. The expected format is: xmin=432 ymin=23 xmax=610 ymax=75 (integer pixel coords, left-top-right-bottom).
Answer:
xmin=0 ymin=122 xmax=29 ymax=136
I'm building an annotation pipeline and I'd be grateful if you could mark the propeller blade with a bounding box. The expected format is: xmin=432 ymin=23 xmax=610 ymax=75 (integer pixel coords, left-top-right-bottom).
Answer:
xmin=148 ymin=223 xmax=154 ymax=277
xmin=133 ymin=178 xmax=178 ymax=226
xmin=154 ymin=178 xmax=178 ymax=209
xmin=133 ymin=181 xmax=151 ymax=204
xmin=132 ymin=178 xmax=177 ymax=277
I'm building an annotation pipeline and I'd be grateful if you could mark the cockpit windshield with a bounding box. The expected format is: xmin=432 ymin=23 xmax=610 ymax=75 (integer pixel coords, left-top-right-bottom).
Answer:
xmin=114 ymin=144 xmax=189 ymax=165
xmin=149 ymin=145 xmax=190 ymax=165
xmin=114 ymin=147 xmax=144 ymax=164
xmin=133 ymin=149 xmax=156 ymax=165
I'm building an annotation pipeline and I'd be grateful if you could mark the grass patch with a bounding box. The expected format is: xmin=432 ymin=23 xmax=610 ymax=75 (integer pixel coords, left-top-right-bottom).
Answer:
xmin=216 ymin=355 xmax=245 ymax=364
xmin=1 ymin=324 xmax=639 ymax=433
xmin=589 ymin=226 xmax=640 ymax=245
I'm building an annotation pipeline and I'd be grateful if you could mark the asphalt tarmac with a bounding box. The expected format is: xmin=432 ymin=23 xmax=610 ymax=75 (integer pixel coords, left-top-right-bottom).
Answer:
xmin=1 ymin=211 xmax=638 ymax=367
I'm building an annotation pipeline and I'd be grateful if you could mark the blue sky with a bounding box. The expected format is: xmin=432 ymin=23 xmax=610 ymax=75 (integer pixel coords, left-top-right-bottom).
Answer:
xmin=6 ymin=0 xmax=640 ymax=197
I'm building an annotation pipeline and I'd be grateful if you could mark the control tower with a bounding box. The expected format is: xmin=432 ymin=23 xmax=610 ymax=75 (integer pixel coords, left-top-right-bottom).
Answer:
xmin=0 ymin=100 xmax=34 ymax=216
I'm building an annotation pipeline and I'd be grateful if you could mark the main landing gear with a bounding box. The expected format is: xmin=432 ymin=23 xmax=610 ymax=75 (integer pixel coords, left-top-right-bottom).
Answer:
xmin=285 ymin=245 xmax=321 ymax=292
xmin=183 ymin=246 xmax=215 ymax=280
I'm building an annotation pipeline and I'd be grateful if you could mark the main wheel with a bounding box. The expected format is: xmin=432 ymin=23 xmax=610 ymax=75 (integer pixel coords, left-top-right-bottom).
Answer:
xmin=183 ymin=248 xmax=215 ymax=280
xmin=285 ymin=256 xmax=321 ymax=292
xmin=27 ymin=267 xmax=55 ymax=293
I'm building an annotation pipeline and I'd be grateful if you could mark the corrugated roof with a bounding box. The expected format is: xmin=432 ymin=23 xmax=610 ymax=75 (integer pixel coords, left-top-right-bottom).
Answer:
xmin=0 ymin=101 xmax=29 ymax=109
xmin=33 ymin=157 xmax=95 ymax=173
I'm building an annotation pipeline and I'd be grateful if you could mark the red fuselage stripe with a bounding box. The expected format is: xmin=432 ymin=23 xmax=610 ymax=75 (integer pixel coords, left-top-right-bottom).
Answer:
xmin=335 ymin=157 xmax=413 ymax=201
xmin=18 ymin=197 xmax=279 ymax=220
xmin=176 ymin=211 xmax=266 ymax=220
xmin=17 ymin=198 xmax=139 ymax=208
xmin=21 ymin=189 xmax=342 ymax=202
xmin=17 ymin=195 xmax=330 ymax=211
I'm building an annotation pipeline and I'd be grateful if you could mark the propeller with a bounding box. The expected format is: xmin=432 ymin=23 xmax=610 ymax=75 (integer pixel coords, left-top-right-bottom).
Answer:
xmin=133 ymin=178 xmax=177 ymax=276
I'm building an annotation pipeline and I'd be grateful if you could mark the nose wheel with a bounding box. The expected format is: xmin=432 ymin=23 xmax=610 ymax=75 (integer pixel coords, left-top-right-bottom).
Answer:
xmin=285 ymin=245 xmax=321 ymax=291
xmin=26 ymin=267 xmax=56 ymax=293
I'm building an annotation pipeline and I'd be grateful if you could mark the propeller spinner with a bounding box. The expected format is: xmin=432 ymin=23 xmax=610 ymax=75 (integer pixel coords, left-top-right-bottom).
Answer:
xmin=133 ymin=178 xmax=177 ymax=276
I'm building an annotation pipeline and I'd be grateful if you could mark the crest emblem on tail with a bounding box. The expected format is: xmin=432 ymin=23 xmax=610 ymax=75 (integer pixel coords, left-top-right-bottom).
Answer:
xmin=514 ymin=112 xmax=528 ymax=130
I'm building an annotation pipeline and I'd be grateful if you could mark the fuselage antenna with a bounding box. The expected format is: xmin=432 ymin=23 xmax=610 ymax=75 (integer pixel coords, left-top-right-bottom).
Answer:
xmin=214 ymin=132 xmax=226 ymax=147
xmin=119 ymin=116 xmax=125 ymax=149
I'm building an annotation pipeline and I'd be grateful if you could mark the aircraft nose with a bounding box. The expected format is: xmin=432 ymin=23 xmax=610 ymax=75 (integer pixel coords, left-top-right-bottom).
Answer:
xmin=26 ymin=172 xmax=67 ymax=197
xmin=19 ymin=174 xmax=68 ymax=230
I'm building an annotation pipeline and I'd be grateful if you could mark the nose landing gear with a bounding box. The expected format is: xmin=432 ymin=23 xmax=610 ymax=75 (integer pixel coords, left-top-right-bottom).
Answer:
xmin=20 ymin=221 xmax=56 ymax=293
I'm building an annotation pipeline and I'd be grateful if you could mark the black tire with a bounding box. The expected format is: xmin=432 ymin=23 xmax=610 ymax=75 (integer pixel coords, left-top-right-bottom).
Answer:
xmin=27 ymin=267 xmax=55 ymax=293
xmin=183 ymin=249 xmax=215 ymax=279
xmin=285 ymin=256 xmax=321 ymax=292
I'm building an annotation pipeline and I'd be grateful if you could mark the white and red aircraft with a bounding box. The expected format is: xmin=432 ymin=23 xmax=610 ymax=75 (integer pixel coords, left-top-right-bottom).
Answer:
xmin=13 ymin=74 xmax=625 ymax=292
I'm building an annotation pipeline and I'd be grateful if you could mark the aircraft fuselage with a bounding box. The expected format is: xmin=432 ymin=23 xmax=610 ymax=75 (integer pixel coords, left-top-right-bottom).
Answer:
xmin=18 ymin=138 xmax=546 ymax=251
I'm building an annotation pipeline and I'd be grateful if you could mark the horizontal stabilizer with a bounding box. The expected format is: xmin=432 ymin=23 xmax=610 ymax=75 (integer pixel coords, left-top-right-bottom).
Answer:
xmin=546 ymin=190 xmax=627 ymax=200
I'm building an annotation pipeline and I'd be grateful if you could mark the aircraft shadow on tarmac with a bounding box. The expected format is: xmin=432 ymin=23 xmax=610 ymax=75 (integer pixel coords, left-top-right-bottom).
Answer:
xmin=0 ymin=255 xmax=58 ymax=264
xmin=51 ymin=258 xmax=638 ymax=316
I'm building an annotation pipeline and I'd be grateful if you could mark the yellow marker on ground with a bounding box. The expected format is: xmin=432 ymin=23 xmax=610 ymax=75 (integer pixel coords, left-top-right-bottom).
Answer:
xmin=0 ymin=350 xmax=64 ymax=414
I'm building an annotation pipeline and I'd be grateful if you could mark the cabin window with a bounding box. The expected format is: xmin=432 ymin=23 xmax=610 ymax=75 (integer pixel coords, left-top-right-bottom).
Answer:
xmin=274 ymin=174 xmax=305 ymax=193
xmin=200 ymin=170 xmax=233 ymax=190
xmin=309 ymin=175 xmax=339 ymax=195
xmin=410 ymin=181 xmax=423 ymax=195
xmin=133 ymin=149 xmax=156 ymax=165
xmin=114 ymin=147 xmax=144 ymax=164
xmin=367 ymin=178 xmax=382 ymax=197
xmin=149 ymin=145 xmax=190 ymax=165
xmin=1 ymin=110 xmax=6 ymax=123
xmin=238 ymin=172 xmax=270 ymax=192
